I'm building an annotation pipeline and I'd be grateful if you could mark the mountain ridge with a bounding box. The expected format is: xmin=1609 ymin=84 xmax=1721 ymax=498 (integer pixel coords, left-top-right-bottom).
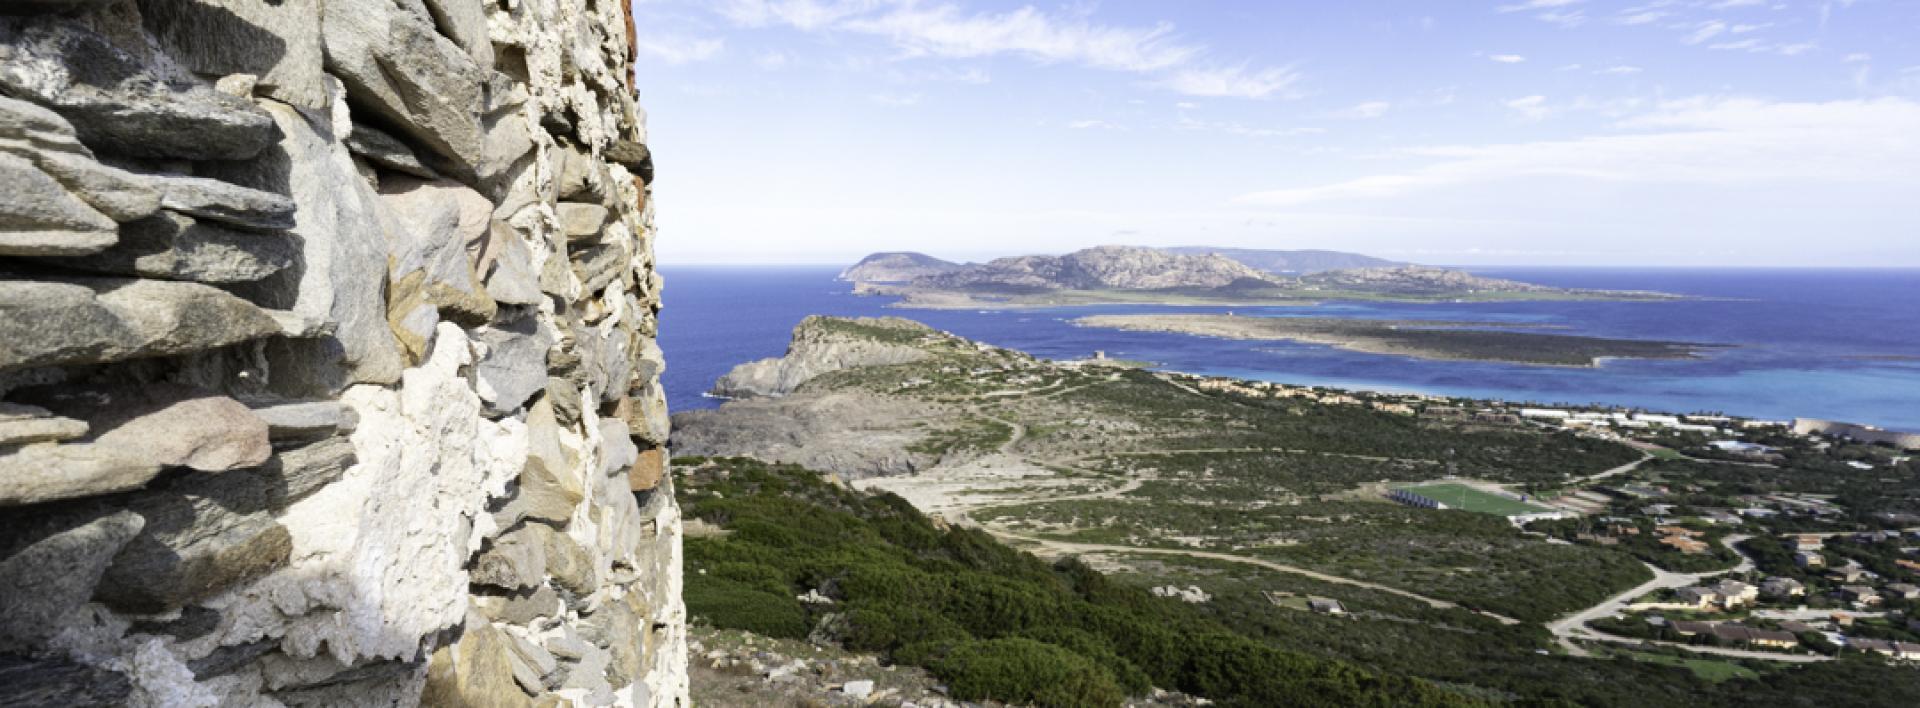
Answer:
xmin=1164 ymin=246 xmax=1405 ymax=274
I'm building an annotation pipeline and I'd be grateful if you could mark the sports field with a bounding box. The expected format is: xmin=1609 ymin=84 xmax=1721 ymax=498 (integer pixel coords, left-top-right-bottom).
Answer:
xmin=1398 ymin=482 xmax=1552 ymax=516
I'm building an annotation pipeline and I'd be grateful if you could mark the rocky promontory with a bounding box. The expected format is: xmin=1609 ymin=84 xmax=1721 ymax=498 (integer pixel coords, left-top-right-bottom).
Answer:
xmin=711 ymin=316 xmax=939 ymax=399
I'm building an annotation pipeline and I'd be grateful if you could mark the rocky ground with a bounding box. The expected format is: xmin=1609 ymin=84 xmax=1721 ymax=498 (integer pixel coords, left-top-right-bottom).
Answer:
xmin=672 ymin=390 xmax=952 ymax=477
xmin=688 ymin=626 xmax=1210 ymax=708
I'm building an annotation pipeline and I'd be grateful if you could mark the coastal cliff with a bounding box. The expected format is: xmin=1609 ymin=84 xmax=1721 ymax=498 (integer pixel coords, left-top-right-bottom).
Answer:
xmin=0 ymin=1 xmax=685 ymax=705
xmin=710 ymin=316 xmax=935 ymax=399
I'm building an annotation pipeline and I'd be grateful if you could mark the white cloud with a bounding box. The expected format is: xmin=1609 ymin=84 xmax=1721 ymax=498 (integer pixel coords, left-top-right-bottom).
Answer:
xmin=1490 ymin=54 xmax=1528 ymax=63
xmin=845 ymin=5 xmax=1196 ymax=72
xmin=1617 ymin=10 xmax=1669 ymax=25
xmin=1157 ymin=65 xmax=1302 ymax=99
xmin=1599 ymin=65 xmax=1643 ymax=74
xmin=716 ymin=1 xmax=1296 ymax=99
xmin=1497 ymin=0 xmax=1584 ymax=11
xmin=755 ymin=51 xmax=791 ymax=69
xmin=881 ymin=65 xmax=993 ymax=85
xmin=1684 ymin=21 xmax=1728 ymax=44
xmin=1711 ymin=0 xmax=1765 ymax=8
xmin=1334 ymin=101 xmax=1392 ymax=120
xmin=1067 ymin=119 xmax=1121 ymax=130
xmin=1536 ymin=10 xmax=1589 ymax=27
xmin=1173 ymin=114 xmax=1323 ymax=138
xmin=633 ymin=32 xmax=726 ymax=65
xmin=1845 ymin=53 xmax=1871 ymax=63
xmin=1505 ymin=94 xmax=1553 ymax=120
xmin=719 ymin=0 xmax=880 ymax=31
xmin=1710 ymin=37 xmax=1818 ymax=56
xmin=868 ymin=92 xmax=922 ymax=106
xmin=1235 ymin=97 xmax=1920 ymax=207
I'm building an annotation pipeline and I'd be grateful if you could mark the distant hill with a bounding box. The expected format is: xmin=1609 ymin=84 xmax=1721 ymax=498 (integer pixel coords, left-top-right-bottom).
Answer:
xmin=913 ymin=245 xmax=1274 ymax=292
xmin=838 ymin=252 xmax=964 ymax=283
xmin=843 ymin=245 xmax=1676 ymax=305
xmin=1164 ymin=247 xmax=1404 ymax=274
xmin=1298 ymin=265 xmax=1553 ymax=296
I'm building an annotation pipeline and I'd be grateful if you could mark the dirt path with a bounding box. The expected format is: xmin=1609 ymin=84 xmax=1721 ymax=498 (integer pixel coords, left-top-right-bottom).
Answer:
xmin=1570 ymin=454 xmax=1651 ymax=486
xmin=938 ymin=447 xmax=1525 ymax=626
xmin=985 ymin=528 xmax=1522 ymax=625
xmin=897 ymin=383 xmax=1825 ymax=664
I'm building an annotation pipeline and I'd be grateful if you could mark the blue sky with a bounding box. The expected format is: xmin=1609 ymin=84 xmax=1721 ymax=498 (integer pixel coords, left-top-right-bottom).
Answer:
xmin=630 ymin=1 xmax=1919 ymax=267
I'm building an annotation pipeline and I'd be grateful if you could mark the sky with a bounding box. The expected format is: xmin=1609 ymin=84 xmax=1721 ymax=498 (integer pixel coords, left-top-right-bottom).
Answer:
xmin=629 ymin=0 xmax=1920 ymax=267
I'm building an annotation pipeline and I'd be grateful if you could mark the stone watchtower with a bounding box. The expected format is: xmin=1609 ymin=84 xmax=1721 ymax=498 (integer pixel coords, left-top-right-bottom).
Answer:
xmin=0 ymin=0 xmax=685 ymax=704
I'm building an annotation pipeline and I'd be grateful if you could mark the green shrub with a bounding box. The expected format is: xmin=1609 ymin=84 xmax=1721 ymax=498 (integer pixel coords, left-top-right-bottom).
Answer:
xmin=934 ymin=637 xmax=1127 ymax=708
xmin=1018 ymin=626 xmax=1152 ymax=695
xmin=844 ymin=602 xmax=969 ymax=654
xmin=684 ymin=576 xmax=809 ymax=638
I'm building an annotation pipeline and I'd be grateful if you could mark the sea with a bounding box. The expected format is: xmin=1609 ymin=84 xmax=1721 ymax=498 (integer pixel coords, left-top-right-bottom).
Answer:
xmin=657 ymin=267 xmax=1920 ymax=432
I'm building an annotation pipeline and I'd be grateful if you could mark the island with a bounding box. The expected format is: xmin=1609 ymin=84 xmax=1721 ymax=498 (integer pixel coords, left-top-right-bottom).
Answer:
xmin=1073 ymin=313 xmax=1714 ymax=367
xmin=847 ymin=245 xmax=1683 ymax=308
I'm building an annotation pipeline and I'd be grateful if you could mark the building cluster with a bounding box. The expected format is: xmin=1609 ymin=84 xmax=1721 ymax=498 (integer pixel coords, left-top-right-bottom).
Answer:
xmin=1674 ymin=580 xmax=1759 ymax=611
xmin=1183 ymin=375 xmax=1442 ymax=411
xmin=1669 ymin=620 xmax=1798 ymax=649
xmin=1520 ymin=408 xmax=1736 ymax=434
xmin=1793 ymin=419 xmax=1920 ymax=452
xmin=1656 ymin=526 xmax=1712 ymax=555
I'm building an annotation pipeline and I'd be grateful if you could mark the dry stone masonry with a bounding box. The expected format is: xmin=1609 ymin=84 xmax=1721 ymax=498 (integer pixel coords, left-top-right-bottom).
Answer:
xmin=0 ymin=0 xmax=685 ymax=705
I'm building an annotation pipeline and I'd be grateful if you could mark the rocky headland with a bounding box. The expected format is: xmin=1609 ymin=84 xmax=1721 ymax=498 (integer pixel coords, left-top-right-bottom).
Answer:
xmin=710 ymin=316 xmax=940 ymax=399
xmin=676 ymin=318 xmax=991 ymax=477
xmin=0 ymin=1 xmax=685 ymax=706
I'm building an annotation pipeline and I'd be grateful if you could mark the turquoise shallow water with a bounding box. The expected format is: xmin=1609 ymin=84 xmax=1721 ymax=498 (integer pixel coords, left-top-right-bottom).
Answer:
xmin=659 ymin=267 xmax=1920 ymax=432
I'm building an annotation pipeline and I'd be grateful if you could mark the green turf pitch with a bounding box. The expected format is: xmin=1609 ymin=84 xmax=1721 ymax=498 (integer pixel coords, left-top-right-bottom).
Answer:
xmin=1397 ymin=483 xmax=1552 ymax=516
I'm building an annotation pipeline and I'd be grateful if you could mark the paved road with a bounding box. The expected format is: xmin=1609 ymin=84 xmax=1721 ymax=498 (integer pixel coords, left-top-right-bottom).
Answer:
xmin=1570 ymin=628 xmax=1832 ymax=663
xmin=1539 ymin=533 xmax=1840 ymax=664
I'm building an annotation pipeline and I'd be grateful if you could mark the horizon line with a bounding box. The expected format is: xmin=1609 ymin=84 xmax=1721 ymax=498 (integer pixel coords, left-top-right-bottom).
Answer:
xmin=662 ymin=261 xmax=1920 ymax=270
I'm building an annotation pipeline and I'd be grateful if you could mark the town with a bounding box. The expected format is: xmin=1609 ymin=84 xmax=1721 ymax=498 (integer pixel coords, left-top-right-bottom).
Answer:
xmin=1176 ymin=371 xmax=1920 ymax=663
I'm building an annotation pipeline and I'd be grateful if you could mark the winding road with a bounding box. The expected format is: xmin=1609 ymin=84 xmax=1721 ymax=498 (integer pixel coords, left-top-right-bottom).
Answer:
xmin=1544 ymin=534 xmax=1830 ymax=662
xmin=921 ymin=373 xmax=1825 ymax=664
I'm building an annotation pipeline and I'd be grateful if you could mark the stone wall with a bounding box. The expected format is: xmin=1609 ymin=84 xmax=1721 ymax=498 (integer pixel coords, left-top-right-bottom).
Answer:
xmin=0 ymin=0 xmax=684 ymax=705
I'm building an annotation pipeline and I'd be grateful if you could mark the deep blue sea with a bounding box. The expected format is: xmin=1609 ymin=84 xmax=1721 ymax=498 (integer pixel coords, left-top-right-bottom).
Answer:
xmin=658 ymin=267 xmax=1920 ymax=432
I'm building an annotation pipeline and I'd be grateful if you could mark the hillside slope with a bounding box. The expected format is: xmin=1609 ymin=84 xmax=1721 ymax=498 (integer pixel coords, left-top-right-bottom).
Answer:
xmin=1165 ymin=247 xmax=1404 ymax=274
xmin=914 ymin=245 xmax=1275 ymax=291
xmin=839 ymin=252 xmax=965 ymax=283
